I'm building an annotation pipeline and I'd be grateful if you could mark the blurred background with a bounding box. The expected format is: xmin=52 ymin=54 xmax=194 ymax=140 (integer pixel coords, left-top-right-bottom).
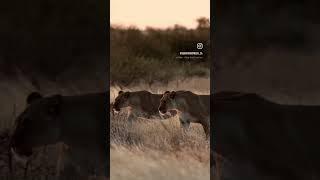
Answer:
xmin=110 ymin=0 xmax=210 ymax=90
xmin=215 ymin=0 xmax=320 ymax=104
xmin=0 ymin=0 xmax=107 ymax=178
xmin=110 ymin=19 xmax=210 ymax=88
xmin=0 ymin=0 xmax=106 ymax=127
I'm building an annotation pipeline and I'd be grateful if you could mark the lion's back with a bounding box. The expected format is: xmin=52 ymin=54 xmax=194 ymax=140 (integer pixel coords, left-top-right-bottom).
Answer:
xmin=129 ymin=91 xmax=162 ymax=116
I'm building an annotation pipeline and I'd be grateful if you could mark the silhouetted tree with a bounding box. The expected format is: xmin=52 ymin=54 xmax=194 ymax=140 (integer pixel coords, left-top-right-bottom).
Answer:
xmin=196 ymin=17 xmax=210 ymax=29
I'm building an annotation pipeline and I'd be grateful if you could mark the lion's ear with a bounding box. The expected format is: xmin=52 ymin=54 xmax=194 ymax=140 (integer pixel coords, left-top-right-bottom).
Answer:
xmin=162 ymin=91 xmax=170 ymax=97
xmin=118 ymin=91 xmax=124 ymax=95
xmin=48 ymin=94 xmax=62 ymax=115
xmin=170 ymin=91 xmax=176 ymax=99
xmin=26 ymin=92 xmax=43 ymax=105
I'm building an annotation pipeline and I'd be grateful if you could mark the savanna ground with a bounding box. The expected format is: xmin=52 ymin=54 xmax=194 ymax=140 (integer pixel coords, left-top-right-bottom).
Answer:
xmin=110 ymin=77 xmax=210 ymax=180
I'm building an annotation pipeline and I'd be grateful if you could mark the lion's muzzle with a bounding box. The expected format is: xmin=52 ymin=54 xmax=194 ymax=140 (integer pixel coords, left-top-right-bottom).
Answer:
xmin=112 ymin=103 xmax=121 ymax=112
xmin=10 ymin=134 xmax=33 ymax=158
xmin=158 ymin=105 xmax=167 ymax=115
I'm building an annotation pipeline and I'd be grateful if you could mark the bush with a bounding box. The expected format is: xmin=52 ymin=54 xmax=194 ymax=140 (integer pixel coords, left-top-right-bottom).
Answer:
xmin=110 ymin=18 xmax=210 ymax=86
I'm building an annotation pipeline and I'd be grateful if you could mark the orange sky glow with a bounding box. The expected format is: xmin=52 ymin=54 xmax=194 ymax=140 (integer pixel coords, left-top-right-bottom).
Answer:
xmin=111 ymin=0 xmax=210 ymax=30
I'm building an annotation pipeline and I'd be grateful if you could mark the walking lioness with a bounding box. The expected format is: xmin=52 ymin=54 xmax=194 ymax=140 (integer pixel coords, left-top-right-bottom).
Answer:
xmin=158 ymin=91 xmax=210 ymax=138
xmin=112 ymin=90 xmax=177 ymax=122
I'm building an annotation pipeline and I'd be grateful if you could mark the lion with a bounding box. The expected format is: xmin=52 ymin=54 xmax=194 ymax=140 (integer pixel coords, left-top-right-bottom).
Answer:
xmin=212 ymin=91 xmax=320 ymax=180
xmin=10 ymin=92 xmax=108 ymax=179
xmin=158 ymin=91 xmax=210 ymax=138
xmin=112 ymin=90 xmax=177 ymax=122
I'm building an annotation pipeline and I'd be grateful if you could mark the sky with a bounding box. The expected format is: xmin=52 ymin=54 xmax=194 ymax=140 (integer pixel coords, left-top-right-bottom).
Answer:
xmin=110 ymin=0 xmax=210 ymax=30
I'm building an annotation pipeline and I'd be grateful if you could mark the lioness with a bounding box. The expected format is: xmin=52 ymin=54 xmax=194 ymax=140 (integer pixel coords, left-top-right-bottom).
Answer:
xmin=113 ymin=90 xmax=177 ymax=122
xmin=158 ymin=91 xmax=210 ymax=138
xmin=213 ymin=91 xmax=320 ymax=179
xmin=10 ymin=92 xmax=108 ymax=179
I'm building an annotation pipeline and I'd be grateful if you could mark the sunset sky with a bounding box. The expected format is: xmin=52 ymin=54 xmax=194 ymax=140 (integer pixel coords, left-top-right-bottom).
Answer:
xmin=110 ymin=0 xmax=210 ymax=29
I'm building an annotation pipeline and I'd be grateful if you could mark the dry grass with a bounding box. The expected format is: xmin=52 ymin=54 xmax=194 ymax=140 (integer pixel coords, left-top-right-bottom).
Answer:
xmin=0 ymin=129 xmax=63 ymax=179
xmin=110 ymin=79 xmax=210 ymax=180
xmin=110 ymin=113 xmax=210 ymax=180
xmin=111 ymin=147 xmax=210 ymax=180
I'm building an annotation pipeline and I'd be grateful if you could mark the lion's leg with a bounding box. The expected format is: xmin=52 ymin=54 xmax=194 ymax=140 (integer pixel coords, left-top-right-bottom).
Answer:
xmin=203 ymin=124 xmax=210 ymax=139
xmin=127 ymin=111 xmax=136 ymax=127
xmin=55 ymin=145 xmax=88 ymax=180
xmin=179 ymin=117 xmax=190 ymax=128
xmin=179 ymin=117 xmax=191 ymax=135
xmin=182 ymin=121 xmax=191 ymax=129
xmin=59 ymin=160 xmax=88 ymax=180
xmin=60 ymin=164 xmax=81 ymax=179
xmin=201 ymin=119 xmax=210 ymax=139
xmin=127 ymin=112 xmax=137 ymax=141
xmin=178 ymin=113 xmax=189 ymax=128
xmin=55 ymin=143 xmax=69 ymax=180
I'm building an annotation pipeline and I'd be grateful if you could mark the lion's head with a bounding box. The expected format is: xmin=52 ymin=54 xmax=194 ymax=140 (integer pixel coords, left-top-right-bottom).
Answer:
xmin=113 ymin=91 xmax=131 ymax=112
xmin=158 ymin=91 xmax=176 ymax=115
xmin=11 ymin=92 xmax=62 ymax=158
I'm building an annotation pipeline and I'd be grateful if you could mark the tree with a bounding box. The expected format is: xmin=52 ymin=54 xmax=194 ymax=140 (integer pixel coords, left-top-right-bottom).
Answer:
xmin=196 ymin=17 xmax=210 ymax=29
